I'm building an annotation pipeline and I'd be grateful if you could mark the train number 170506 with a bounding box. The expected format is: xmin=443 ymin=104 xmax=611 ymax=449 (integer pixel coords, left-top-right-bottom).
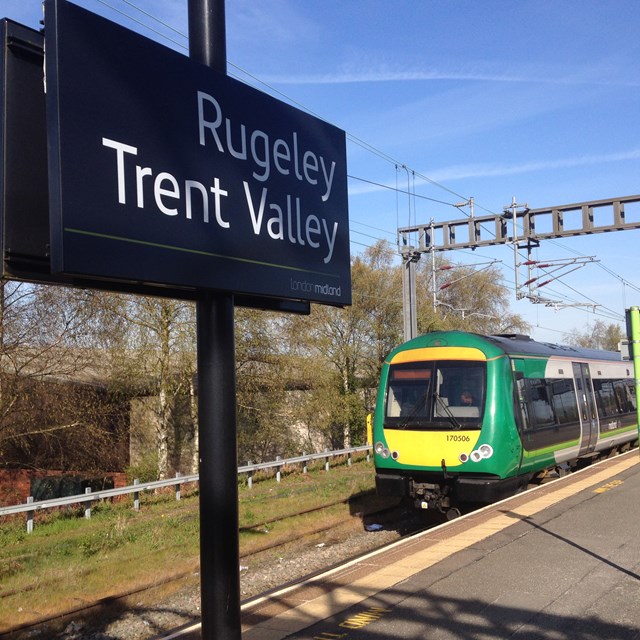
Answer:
xmin=446 ymin=434 xmax=471 ymax=442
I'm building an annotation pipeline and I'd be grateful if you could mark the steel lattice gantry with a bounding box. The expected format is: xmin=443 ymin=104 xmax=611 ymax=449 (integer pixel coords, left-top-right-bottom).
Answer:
xmin=399 ymin=195 xmax=640 ymax=253
xmin=398 ymin=195 xmax=640 ymax=341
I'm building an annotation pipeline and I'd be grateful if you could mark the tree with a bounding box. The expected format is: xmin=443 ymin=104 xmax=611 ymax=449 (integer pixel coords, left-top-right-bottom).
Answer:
xmin=0 ymin=282 xmax=127 ymax=472
xmin=415 ymin=257 xmax=529 ymax=335
xmin=104 ymin=294 xmax=197 ymax=480
xmin=565 ymin=320 xmax=623 ymax=351
xmin=285 ymin=241 xmax=403 ymax=448
xmin=235 ymin=308 xmax=298 ymax=463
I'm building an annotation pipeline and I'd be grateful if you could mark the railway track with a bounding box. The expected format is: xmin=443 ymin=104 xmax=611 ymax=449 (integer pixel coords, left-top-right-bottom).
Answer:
xmin=5 ymin=446 xmax=634 ymax=640
xmin=1 ymin=494 xmax=417 ymax=639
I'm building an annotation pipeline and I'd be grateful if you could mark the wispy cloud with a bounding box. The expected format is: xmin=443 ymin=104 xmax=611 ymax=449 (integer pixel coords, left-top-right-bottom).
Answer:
xmin=429 ymin=148 xmax=640 ymax=182
xmin=263 ymin=65 xmax=639 ymax=88
xmin=348 ymin=148 xmax=640 ymax=195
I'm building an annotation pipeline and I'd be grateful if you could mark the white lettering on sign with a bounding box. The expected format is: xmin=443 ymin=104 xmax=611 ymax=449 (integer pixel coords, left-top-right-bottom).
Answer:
xmin=243 ymin=182 xmax=337 ymax=263
xmin=102 ymin=137 xmax=137 ymax=204
xmin=102 ymin=138 xmax=230 ymax=229
xmin=101 ymin=131 xmax=341 ymax=265
xmin=197 ymin=91 xmax=337 ymax=202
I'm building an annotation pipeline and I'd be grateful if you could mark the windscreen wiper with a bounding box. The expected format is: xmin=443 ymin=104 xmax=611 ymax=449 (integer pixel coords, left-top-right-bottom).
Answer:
xmin=395 ymin=389 xmax=430 ymax=430
xmin=434 ymin=391 xmax=462 ymax=430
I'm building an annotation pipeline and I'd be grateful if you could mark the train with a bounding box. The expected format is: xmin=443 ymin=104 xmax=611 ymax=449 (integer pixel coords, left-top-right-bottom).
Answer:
xmin=372 ymin=331 xmax=638 ymax=518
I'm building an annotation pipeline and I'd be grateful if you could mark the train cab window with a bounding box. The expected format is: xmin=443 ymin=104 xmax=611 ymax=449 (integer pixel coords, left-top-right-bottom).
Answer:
xmin=385 ymin=361 xmax=485 ymax=429
xmin=434 ymin=363 xmax=485 ymax=419
xmin=386 ymin=365 xmax=432 ymax=419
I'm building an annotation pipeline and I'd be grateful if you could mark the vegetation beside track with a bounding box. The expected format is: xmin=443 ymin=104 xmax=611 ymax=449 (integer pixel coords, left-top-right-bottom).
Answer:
xmin=0 ymin=454 xmax=390 ymax=631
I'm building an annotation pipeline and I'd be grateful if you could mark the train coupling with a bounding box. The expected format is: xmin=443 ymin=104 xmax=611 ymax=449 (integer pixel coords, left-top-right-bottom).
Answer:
xmin=411 ymin=481 xmax=451 ymax=513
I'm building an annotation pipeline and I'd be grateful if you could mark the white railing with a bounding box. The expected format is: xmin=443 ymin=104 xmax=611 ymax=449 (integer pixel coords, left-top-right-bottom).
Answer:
xmin=0 ymin=444 xmax=372 ymax=532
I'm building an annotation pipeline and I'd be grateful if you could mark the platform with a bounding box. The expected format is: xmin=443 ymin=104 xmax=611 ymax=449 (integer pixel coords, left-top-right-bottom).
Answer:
xmin=240 ymin=451 xmax=640 ymax=639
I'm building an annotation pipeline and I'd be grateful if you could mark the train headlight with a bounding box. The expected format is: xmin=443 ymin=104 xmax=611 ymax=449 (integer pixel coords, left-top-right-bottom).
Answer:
xmin=374 ymin=441 xmax=390 ymax=458
xmin=478 ymin=444 xmax=494 ymax=459
xmin=458 ymin=452 xmax=469 ymax=463
xmin=469 ymin=444 xmax=494 ymax=463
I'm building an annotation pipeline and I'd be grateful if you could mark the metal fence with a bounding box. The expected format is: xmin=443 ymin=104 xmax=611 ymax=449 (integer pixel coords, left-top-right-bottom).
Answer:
xmin=0 ymin=444 xmax=372 ymax=533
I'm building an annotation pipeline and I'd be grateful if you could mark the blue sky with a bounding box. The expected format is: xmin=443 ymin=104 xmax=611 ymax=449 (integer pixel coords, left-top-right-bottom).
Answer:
xmin=6 ymin=0 xmax=640 ymax=343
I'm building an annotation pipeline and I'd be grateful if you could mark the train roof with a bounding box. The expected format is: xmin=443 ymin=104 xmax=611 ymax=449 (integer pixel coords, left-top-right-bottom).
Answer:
xmin=399 ymin=331 xmax=624 ymax=363
xmin=483 ymin=333 xmax=622 ymax=362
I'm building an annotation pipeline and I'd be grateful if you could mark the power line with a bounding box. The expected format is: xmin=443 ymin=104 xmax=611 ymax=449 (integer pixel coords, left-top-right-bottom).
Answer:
xmin=90 ymin=1 xmax=636 ymax=327
xmin=350 ymin=220 xmax=396 ymax=239
xmin=94 ymin=0 xmax=188 ymax=49
xmin=348 ymin=175 xmax=458 ymax=209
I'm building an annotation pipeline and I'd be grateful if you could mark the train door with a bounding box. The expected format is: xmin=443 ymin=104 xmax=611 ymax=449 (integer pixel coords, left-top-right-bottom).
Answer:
xmin=573 ymin=362 xmax=598 ymax=454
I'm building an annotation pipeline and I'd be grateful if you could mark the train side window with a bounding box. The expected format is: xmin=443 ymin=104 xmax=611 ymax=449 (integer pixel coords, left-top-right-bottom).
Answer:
xmin=524 ymin=378 xmax=556 ymax=428
xmin=593 ymin=379 xmax=618 ymax=418
xmin=550 ymin=379 xmax=579 ymax=424
xmin=613 ymin=379 xmax=635 ymax=413
xmin=514 ymin=375 xmax=530 ymax=431
xmin=625 ymin=380 xmax=637 ymax=411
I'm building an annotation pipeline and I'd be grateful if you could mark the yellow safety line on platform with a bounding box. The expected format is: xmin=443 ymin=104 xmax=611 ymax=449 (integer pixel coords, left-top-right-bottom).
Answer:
xmin=241 ymin=453 xmax=638 ymax=640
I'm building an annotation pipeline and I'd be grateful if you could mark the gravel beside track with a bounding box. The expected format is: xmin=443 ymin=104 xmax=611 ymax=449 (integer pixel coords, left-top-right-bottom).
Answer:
xmin=9 ymin=516 xmax=408 ymax=640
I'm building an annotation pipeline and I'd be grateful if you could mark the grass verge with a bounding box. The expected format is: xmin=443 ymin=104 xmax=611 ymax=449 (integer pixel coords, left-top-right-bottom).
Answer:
xmin=0 ymin=454 xmax=380 ymax=630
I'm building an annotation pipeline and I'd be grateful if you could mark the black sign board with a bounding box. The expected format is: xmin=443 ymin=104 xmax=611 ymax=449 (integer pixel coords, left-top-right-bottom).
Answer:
xmin=0 ymin=19 xmax=309 ymax=313
xmin=0 ymin=20 xmax=50 ymax=279
xmin=43 ymin=0 xmax=351 ymax=306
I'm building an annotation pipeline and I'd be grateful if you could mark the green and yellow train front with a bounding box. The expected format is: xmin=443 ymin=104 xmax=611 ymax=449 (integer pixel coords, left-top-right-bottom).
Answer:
xmin=373 ymin=333 xmax=523 ymax=511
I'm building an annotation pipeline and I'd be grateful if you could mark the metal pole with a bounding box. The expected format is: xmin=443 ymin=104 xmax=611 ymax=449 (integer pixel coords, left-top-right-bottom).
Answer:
xmin=402 ymin=250 xmax=418 ymax=342
xmin=511 ymin=197 xmax=520 ymax=297
xmin=189 ymin=0 xmax=226 ymax=71
xmin=196 ymin=292 xmax=239 ymax=639
xmin=188 ymin=2 xmax=241 ymax=638
xmin=627 ymin=306 xmax=640 ymax=454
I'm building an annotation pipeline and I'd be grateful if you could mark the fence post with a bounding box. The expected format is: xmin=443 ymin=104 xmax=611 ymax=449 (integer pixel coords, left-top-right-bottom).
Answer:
xmin=302 ymin=452 xmax=308 ymax=475
xmin=348 ymin=451 xmax=352 ymax=467
xmin=84 ymin=487 xmax=92 ymax=519
xmin=175 ymin=472 xmax=182 ymax=501
xmin=276 ymin=456 xmax=281 ymax=483
xmin=324 ymin=449 xmax=330 ymax=472
xmin=247 ymin=462 xmax=253 ymax=489
xmin=133 ymin=479 xmax=140 ymax=512
xmin=26 ymin=496 xmax=34 ymax=534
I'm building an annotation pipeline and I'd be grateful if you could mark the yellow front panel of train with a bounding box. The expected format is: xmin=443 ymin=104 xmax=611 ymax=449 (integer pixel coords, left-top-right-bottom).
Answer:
xmin=383 ymin=429 xmax=482 ymax=467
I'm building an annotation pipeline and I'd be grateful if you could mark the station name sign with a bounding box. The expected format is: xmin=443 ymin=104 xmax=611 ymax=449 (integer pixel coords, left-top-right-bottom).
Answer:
xmin=44 ymin=0 xmax=351 ymax=305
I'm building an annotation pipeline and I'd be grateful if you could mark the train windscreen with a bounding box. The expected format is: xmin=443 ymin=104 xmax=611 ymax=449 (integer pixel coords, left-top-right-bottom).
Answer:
xmin=385 ymin=361 xmax=485 ymax=430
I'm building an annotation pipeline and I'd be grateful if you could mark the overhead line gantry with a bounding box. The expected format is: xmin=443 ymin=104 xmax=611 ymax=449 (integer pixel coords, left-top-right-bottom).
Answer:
xmin=398 ymin=195 xmax=640 ymax=341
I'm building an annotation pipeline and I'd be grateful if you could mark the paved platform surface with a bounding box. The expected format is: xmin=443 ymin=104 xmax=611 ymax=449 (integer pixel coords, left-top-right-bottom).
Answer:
xmin=241 ymin=451 xmax=640 ymax=640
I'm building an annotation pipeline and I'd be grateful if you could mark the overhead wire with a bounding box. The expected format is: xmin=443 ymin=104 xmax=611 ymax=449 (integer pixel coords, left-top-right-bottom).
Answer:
xmin=94 ymin=0 xmax=188 ymax=49
xmin=89 ymin=0 xmax=633 ymax=325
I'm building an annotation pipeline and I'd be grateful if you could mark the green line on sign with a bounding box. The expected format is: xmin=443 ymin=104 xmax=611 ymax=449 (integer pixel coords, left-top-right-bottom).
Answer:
xmin=64 ymin=228 xmax=340 ymax=279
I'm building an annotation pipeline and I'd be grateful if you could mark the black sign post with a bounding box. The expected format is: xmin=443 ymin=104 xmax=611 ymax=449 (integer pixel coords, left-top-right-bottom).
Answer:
xmin=3 ymin=3 xmax=351 ymax=637
xmin=189 ymin=1 xmax=240 ymax=638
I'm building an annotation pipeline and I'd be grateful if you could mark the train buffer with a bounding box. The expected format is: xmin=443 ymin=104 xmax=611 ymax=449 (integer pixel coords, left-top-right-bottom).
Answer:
xmin=237 ymin=451 xmax=640 ymax=640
